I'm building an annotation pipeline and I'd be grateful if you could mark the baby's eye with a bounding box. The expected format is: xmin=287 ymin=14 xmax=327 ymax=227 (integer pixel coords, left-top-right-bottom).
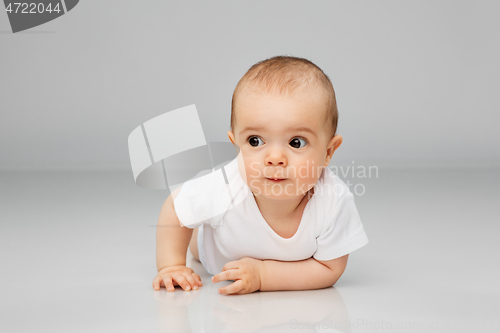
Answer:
xmin=289 ymin=138 xmax=307 ymax=149
xmin=248 ymin=136 xmax=264 ymax=147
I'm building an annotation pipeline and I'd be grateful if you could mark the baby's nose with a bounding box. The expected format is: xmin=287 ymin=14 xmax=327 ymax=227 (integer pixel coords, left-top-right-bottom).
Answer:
xmin=265 ymin=153 xmax=287 ymax=166
xmin=266 ymin=160 xmax=285 ymax=166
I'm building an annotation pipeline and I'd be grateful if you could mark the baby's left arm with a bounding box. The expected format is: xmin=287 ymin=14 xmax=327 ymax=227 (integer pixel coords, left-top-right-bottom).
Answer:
xmin=259 ymin=255 xmax=348 ymax=292
xmin=212 ymin=255 xmax=348 ymax=294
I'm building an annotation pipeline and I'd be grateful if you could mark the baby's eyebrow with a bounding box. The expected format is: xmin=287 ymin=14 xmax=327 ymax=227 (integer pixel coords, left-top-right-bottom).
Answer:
xmin=240 ymin=126 xmax=316 ymax=137
xmin=240 ymin=126 xmax=264 ymax=133
xmin=291 ymin=127 xmax=317 ymax=137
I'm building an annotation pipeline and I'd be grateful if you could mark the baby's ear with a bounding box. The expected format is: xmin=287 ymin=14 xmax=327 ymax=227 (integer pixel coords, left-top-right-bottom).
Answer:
xmin=325 ymin=135 xmax=343 ymax=165
xmin=227 ymin=130 xmax=236 ymax=145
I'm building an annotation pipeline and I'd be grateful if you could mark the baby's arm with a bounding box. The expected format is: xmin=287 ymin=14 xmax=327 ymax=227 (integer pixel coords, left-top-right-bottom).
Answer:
xmin=152 ymin=192 xmax=203 ymax=291
xmin=259 ymin=255 xmax=348 ymax=291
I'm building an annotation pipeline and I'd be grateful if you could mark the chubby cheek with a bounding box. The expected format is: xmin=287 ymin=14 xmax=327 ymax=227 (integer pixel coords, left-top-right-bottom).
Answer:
xmin=293 ymin=163 xmax=323 ymax=189
xmin=239 ymin=159 xmax=263 ymax=186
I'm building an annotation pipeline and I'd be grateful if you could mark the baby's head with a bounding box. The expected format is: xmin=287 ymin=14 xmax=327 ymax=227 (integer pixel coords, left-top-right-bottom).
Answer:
xmin=227 ymin=55 xmax=343 ymax=200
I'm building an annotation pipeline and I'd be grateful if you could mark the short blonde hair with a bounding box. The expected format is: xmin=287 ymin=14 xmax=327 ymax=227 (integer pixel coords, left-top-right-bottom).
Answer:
xmin=231 ymin=55 xmax=338 ymax=138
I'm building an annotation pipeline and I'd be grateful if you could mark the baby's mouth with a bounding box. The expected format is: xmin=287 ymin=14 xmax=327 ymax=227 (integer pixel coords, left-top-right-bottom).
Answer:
xmin=266 ymin=177 xmax=287 ymax=182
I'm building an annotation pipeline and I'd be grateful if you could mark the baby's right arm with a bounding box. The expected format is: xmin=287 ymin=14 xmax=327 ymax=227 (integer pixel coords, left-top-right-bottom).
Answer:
xmin=152 ymin=192 xmax=203 ymax=292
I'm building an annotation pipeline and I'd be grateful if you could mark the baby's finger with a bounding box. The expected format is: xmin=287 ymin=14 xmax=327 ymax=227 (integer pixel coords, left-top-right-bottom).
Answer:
xmin=161 ymin=275 xmax=175 ymax=292
xmin=153 ymin=276 xmax=163 ymax=290
xmin=183 ymin=273 xmax=199 ymax=290
xmin=173 ymin=274 xmax=192 ymax=291
xmin=213 ymin=268 xmax=238 ymax=283
xmin=219 ymin=280 xmax=244 ymax=295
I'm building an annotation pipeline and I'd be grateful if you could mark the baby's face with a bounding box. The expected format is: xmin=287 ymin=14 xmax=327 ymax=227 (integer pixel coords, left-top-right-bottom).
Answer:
xmin=228 ymin=89 xmax=342 ymax=200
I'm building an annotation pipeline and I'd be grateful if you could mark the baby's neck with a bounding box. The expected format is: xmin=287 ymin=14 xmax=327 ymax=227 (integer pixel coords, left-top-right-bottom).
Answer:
xmin=253 ymin=191 xmax=311 ymax=222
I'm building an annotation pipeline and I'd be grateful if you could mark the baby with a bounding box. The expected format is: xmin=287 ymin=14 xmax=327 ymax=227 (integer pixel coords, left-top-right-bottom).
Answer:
xmin=152 ymin=55 xmax=369 ymax=295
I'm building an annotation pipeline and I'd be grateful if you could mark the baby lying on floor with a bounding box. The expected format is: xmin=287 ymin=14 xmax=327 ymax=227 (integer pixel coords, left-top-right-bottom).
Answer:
xmin=153 ymin=55 xmax=369 ymax=295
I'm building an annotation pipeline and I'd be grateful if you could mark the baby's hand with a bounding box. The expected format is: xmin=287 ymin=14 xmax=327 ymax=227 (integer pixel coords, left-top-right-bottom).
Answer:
xmin=211 ymin=257 xmax=264 ymax=295
xmin=153 ymin=265 xmax=203 ymax=292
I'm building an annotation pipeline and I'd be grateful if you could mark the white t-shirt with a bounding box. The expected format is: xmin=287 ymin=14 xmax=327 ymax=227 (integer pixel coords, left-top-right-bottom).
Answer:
xmin=173 ymin=157 xmax=369 ymax=276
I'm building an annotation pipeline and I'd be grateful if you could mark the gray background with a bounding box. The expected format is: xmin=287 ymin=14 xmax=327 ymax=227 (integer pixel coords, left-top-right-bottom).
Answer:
xmin=1 ymin=1 xmax=499 ymax=333
xmin=1 ymin=0 xmax=499 ymax=170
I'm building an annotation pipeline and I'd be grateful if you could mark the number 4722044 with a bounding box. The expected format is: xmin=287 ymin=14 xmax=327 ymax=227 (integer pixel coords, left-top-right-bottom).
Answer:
xmin=5 ymin=2 xmax=62 ymax=14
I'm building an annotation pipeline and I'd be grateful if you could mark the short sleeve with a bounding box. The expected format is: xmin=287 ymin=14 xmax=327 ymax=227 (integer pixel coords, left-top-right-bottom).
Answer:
xmin=173 ymin=168 xmax=234 ymax=229
xmin=313 ymin=192 xmax=369 ymax=261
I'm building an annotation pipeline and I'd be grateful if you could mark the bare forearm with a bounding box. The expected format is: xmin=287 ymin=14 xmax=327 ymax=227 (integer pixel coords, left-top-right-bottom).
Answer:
xmin=156 ymin=224 xmax=192 ymax=269
xmin=156 ymin=195 xmax=193 ymax=270
xmin=260 ymin=258 xmax=341 ymax=292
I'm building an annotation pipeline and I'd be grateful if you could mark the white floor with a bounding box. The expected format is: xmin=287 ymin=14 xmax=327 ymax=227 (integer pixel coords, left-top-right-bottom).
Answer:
xmin=1 ymin=167 xmax=499 ymax=332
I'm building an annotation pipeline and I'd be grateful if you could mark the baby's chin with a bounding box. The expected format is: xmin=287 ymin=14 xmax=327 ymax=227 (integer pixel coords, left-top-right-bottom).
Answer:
xmin=254 ymin=192 xmax=304 ymax=201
